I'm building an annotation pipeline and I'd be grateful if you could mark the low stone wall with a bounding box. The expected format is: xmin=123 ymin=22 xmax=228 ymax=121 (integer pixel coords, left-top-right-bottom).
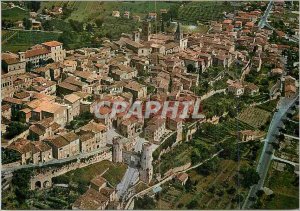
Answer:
xmin=4 ymin=130 xmax=29 ymax=147
xmin=30 ymin=150 xmax=112 ymax=190
xmin=2 ymin=161 xmax=21 ymax=168
xmin=164 ymin=162 xmax=191 ymax=177
xmin=200 ymin=89 xmax=226 ymax=101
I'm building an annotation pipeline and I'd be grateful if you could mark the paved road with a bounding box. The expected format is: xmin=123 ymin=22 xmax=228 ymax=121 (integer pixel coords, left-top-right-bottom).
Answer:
xmin=242 ymin=95 xmax=298 ymax=209
xmin=116 ymin=166 xmax=140 ymax=199
xmin=258 ymin=0 xmax=274 ymax=29
xmin=283 ymin=133 xmax=300 ymax=141
xmin=116 ymin=136 xmax=148 ymax=200
xmin=2 ymin=147 xmax=110 ymax=173
xmin=272 ymin=155 xmax=298 ymax=167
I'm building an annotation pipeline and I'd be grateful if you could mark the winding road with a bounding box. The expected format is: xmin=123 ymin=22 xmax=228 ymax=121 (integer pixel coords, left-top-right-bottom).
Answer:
xmin=242 ymin=94 xmax=298 ymax=209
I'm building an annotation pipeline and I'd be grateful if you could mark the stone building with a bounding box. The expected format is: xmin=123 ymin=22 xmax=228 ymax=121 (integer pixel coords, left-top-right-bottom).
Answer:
xmin=80 ymin=122 xmax=108 ymax=149
xmin=112 ymin=137 xmax=123 ymax=163
xmin=45 ymin=132 xmax=80 ymax=159
xmin=73 ymin=176 xmax=116 ymax=210
xmin=42 ymin=41 xmax=66 ymax=62
xmin=139 ymin=142 xmax=153 ymax=184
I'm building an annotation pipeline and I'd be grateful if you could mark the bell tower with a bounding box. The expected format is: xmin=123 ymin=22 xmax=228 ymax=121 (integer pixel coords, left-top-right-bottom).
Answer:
xmin=174 ymin=22 xmax=187 ymax=50
xmin=142 ymin=20 xmax=151 ymax=41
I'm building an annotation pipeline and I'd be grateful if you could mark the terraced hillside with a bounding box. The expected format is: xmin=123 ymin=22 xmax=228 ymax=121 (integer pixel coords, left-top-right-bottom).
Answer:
xmin=2 ymin=30 xmax=61 ymax=52
xmin=39 ymin=1 xmax=177 ymax=22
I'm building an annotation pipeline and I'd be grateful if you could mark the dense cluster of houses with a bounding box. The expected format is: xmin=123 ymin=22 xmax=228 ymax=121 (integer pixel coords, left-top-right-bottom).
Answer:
xmin=7 ymin=119 xmax=107 ymax=165
xmin=73 ymin=175 xmax=118 ymax=210
xmin=2 ymin=2 xmax=299 ymax=194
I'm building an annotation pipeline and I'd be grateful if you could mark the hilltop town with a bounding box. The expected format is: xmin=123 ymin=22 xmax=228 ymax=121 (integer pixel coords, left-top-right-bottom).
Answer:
xmin=1 ymin=1 xmax=299 ymax=210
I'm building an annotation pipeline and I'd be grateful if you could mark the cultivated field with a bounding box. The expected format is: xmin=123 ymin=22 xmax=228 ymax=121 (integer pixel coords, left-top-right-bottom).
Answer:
xmin=39 ymin=1 xmax=177 ymax=22
xmin=178 ymin=1 xmax=235 ymax=24
xmin=237 ymin=107 xmax=271 ymax=129
xmin=261 ymin=162 xmax=299 ymax=209
xmin=156 ymin=159 xmax=249 ymax=209
xmin=2 ymin=30 xmax=61 ymax=52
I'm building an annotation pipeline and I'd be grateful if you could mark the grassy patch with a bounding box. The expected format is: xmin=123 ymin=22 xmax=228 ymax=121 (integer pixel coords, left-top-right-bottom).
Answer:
xmin=261 ymin=161 xmax=299 ymax=209
xmin=263 ymin=193 xmax=299 ymax=209
xmin=54 ymin=160 xmax=127 ymax=187
xmin=2 ymin=7 xmax=29 ymax=21
xmin=154 ymin=142 xmax=193 ymax=175
xmin=2 ymin=30 xmax=61 ymax=52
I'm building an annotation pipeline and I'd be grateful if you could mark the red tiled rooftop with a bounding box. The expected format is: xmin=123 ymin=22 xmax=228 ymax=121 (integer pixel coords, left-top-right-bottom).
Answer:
xmin=42 ymin=40 xmax=62 ymax=47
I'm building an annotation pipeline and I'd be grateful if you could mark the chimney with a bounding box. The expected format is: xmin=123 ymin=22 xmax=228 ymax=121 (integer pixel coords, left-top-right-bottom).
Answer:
xmin=18 ymin=52 xmax=25 ymax=62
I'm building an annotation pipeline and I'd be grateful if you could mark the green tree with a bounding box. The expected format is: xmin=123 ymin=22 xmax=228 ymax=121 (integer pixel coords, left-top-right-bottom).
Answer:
xmin=12 ymin=168 xmax=34 ymax=203
xmin=240 ymin=167 xmax=260 ymax=188
xmin=2 ymin=148 xmax=21 ymax=164
xmin=256 ymin=189 xmax=264 ymax=197
xmin=184 ymin=177 xmax=194 ymax=192
xmin=196 ymin=157 xmax=220 ymax=176
xmin=134 ymin=196 xmax=155 ymax=209
xmin=23 ymin=18 xmax=32 ymax=30
xmin=69 ymin=19 xmax=83 ymax=32
xmin=58 ymin=30 xmax=76 ymax=49
xmin=4 ymin=121 xmax=28 ymax=139
xmin=42 ymin=20 xmax=53 ymax=31
xmin=25 ymin=1 xmax=41 ymax=12
xmin=86 ymin=23 xmax=93 ymax=32
xmin=11 ymin=108 xmax=26 ymax=123
xmin=95 ymin=18 xmax=104 ymax=28
xmin=161 ymin=19 xmax=165 ymax=32
xmin=186 ymin=200 xmax=199 ymax=209
xmin=26 ymin=61 xmax=34 ymax=72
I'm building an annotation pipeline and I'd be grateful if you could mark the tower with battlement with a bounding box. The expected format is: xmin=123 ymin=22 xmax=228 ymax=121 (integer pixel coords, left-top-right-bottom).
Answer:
xmin=139 ymin=142 xmax=153 ymax=184
xmin=112 ymin=137 xmax=123 ymax=163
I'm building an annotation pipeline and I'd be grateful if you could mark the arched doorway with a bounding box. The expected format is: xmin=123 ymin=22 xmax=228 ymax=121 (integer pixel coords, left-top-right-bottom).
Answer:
xmin=43 ymin=180 xmax=51 ymax=188
xmin=35 ymin=181 xmax=41 ymax=189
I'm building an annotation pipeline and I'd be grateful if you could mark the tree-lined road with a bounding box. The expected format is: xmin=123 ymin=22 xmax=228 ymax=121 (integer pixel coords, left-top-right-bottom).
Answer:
xmin=242 ymin=94 xmax=298 ymax=209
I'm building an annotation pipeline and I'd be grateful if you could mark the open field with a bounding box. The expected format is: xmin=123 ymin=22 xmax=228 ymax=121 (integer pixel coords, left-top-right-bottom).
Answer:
xmin=2 ymin=30 xmax=61 ymax=52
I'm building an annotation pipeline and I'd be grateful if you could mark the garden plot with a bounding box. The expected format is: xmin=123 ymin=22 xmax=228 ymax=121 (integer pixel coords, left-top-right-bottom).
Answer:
xmin=237 ymin=107 xmax=271 ymax=128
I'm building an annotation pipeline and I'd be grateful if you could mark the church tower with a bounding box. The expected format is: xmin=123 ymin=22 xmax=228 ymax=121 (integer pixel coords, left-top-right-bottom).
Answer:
xmin=174 ymin=22 xmax=187 ymax=50
xmin=175 ymin=22 xmax=183 ymax=41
